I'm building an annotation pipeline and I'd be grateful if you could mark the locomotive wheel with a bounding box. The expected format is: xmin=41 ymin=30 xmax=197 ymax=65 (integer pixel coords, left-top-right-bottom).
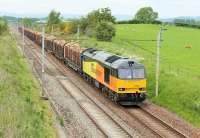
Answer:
xmin=108 ymin=90 xmax=114 ymax=100
xmin=101 ymin=87 xmax=106 ymax=93
xmin=94 ymin=80 xmax=100 ymax=88
xmin=113 ymin=93 xmax=119 ymax=103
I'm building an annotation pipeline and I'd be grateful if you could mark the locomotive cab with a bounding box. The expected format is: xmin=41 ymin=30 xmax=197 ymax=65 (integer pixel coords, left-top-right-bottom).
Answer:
xmin=112 ymin=59 xmax=146 ymax=105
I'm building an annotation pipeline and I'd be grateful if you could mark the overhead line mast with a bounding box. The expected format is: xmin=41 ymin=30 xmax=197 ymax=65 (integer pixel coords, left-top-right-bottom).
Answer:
xmin=155 ymin=26 xmax=167 ymax=97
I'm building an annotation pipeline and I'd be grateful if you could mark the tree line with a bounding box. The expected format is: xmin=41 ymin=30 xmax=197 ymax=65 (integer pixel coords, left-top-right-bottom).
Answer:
xmin=14 ymin=7 xmax=161 ymax=41
xmin=45 ymin=7 xmax=161 ymax=41
xmin=173 ymin=18 xmax=200 ymax=29
xmin=46 ymin=8 xmax=116 ymax=41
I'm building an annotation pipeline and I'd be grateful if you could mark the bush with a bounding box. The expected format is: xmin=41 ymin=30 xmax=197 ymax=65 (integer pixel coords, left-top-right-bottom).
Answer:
xmin=96 ymin=22 xmax=116 ymax=41
xmin=60 ymin=22 xmax=74 ymax=34
xmin=0 ymin=18 xmax=8 ymax=35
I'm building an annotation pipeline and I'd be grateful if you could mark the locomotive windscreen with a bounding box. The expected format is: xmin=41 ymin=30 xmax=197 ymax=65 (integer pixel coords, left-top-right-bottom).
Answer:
xmin=118 ymin=69 xmax=132 ymax=79
xmin=132 ymin=68 xmax=145 ymax=79
xmin=118 ymin=68 xmax=145 ymax=79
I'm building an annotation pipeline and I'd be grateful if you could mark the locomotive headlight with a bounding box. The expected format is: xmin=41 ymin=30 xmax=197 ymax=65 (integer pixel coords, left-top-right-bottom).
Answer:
xmin=139 ymin=88 xmax=146 ymax=91
xmin=118 ymin=88 xmax=125 ymax=91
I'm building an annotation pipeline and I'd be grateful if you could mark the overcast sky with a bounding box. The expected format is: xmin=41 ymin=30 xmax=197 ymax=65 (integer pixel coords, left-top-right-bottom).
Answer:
xmin=0 ymin=0 xmax=200 ymax=18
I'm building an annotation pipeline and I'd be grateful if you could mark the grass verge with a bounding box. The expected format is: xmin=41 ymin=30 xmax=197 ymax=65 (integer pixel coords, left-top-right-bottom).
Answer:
xmin=0 ymin=32 xmax=57 ymax=138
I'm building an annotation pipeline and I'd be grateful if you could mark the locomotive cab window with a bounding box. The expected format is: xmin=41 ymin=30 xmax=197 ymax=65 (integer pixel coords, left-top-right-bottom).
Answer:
xmin=118 ymin=68 xmax=145 ymax=79
xmin=118 ymin=69 xmax=132 ymax=79
xmin=132 ymin=68 xmax=145 ymax=79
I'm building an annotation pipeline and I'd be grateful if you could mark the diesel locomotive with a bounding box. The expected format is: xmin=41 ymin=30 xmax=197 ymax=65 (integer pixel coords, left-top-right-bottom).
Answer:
xmin=19 ymin=27 xmax=147 ymax=105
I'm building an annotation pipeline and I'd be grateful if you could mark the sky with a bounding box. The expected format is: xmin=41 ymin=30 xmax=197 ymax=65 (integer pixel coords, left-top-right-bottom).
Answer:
xmin=0 ymin=0 xmax=200 ymax=19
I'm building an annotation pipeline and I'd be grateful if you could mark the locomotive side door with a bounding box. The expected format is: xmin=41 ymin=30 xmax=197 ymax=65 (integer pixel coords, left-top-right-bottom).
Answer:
xmin=104 ymin=67 xmax=110 ymax=84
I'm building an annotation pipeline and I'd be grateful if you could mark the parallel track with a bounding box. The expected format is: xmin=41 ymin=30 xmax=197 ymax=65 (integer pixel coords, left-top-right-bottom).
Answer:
xmin=126 ymin=107 xmax=187 ymax=138
xmin=139 ymin=107 xmax=187 ymax=137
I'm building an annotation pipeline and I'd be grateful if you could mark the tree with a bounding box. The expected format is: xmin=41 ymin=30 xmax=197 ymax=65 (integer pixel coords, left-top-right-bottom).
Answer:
xmin=70 ymin=7 xmax=116 ymax=39
xmin=21 ymin=18 xmax=33 ymax=28
xmin=85 ymin=7 xmax=115 ymax=36
xmin=47 ymin=10 xmax=61 ymax=32
xmin=70 ymin=17 xmax=89 ymax=34
xmin=96 ymin=22 xmax=116 ymax=41
xmin=87 ymin=7 xmax=115 ymax=26
xmin=135 ymin=7 xmax=158 ymax=23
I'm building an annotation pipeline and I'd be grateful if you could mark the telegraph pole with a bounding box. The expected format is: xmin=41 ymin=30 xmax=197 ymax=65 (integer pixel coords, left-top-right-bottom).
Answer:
xmin=77 ymin=25 xmax=80 ymax=40
xmin=155 ymin=26 xmax=167 ymax=96
xmin=42 ymin=27 xmax=45 ymax=73
xmin=17 ymin=18 xmax=19 ymax=33
xmin=22 ymin=25 xmax=25 ymax=57
xmin=51 ymin=25 xmax=54 ymax=35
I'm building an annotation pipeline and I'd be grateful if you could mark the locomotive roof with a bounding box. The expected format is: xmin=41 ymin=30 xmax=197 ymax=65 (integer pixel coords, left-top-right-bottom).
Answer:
xmin=111 ymin=58 xmax=144 ymax=69
xmin=83 ymin=48 xmax=144 ymax=69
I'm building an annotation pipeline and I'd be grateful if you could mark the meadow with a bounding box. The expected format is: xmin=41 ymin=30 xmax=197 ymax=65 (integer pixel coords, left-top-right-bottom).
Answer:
xmin=71 ymin=24 xmax=200 ymax=128
xmin=0 ymin=32 xmax=56 ymax=138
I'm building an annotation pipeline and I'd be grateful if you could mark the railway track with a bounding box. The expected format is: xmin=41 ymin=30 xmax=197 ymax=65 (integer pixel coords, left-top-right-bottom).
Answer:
xmin=14 ymin=28 xmax=189 ymax=138
xmin=138 ymin=107 xmax=187 ymax=138
xmin=126 ymin=107 xmax=187 ymax=138
xmin=16 ymin=29 xmax=139 ymax=138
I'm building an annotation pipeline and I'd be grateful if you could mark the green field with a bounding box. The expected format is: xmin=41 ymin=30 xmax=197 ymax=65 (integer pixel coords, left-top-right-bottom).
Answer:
xmin=0 ymin=32 xmax=56 ymax=138
xmin=55 ymin=24 xmax=200 ymax=128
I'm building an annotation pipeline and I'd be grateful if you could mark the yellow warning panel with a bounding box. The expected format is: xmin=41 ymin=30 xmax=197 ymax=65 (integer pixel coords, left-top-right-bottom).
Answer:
xmin=83 ymin=61 xmax=97 ymax=79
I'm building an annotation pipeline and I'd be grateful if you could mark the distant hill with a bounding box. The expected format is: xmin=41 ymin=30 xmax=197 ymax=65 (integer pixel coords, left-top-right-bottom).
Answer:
xmin=2 ymin=16 xmax=18 ymax=22
xmin=3 ymin=14 xmax=200 ymax=23
xmin=160 ymin=16 xmax=200 ymax=23
xmin=1 ymin=14 xmax=133 ymax=22
xmin=2 ymin=16 xmax=43 ymax=23
xmin=175 ymin=16 xmax=200 ymax=20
